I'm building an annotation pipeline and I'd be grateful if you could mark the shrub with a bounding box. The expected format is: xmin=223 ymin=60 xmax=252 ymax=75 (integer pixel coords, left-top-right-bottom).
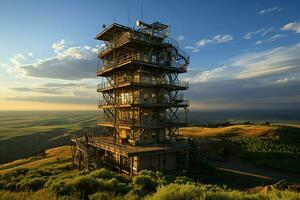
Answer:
xmin=5 ymin=182 xmax=17 ymax=192
xmin=77 ymin=170 xmax=91 ymax=176
xmin=115 ymin=182 xmax=130 ymax=194
xmin=146 ymin=183 xmax=202 ymax=200
xmin=6 ymin=168 xmax=29 ymax=178
xmin=133 ymin=175 xmax=157 ymax=194
xmin=73 ymin=176 xmax=100 ymax=200
xmin=174 ymin=176 xmax=193 ymax=184
xmin=106 ymin=177 xmax=119 ymax=190
xmin=89 ymin=192 xmax=111 ymax=200
xmin=139 ymin=170 xmax=156 ymax=177
xmin=18 ymin=177 xmax=46 ymax=191
xmin=26 ymin=169 xmax=52 ymax=178
xmin=90 ymin=168 xmax=114 ymax=179
xmin=114 ymin=174 xmax=131 ymax=183
xmin=48 ymin=178 xmax=74 ymax=197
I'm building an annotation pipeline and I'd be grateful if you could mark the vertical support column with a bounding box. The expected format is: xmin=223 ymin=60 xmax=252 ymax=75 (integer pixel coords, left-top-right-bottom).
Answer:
xmin=157 ymin=153 xmax=160 ymax=171
xmin=130 ymin=156 xmax=134 ymax=177
xmin=186 ymin=149 xmax=189 ymax=170
xmin=119 ymin=154 xmax=122 ymax=172
xmin=78 ymin=153 xmax=82 ymax=171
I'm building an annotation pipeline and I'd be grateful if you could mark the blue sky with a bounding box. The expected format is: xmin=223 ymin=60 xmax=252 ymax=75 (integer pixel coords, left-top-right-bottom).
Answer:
xmin=0 ymin=0 xmax=300 ymax=110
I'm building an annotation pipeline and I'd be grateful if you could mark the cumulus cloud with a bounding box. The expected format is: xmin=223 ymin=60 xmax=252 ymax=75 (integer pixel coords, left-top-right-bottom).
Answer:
xmin=10 ymin=54 xmax=26 ymax=66
xmin=52 ymin=39 xmax=65 ymax=53
xmin=243 ymin=28 xmax=273 ymax=40
xmin=17 ymin=40 xmax=99 ymax=80
xmin=0 ymin=63 xmax=8 ymax=68
xmin=281 ymin=21 xmax=300 ymax=34
xmin=185 ymin=34 xmax=233 ymax=52
xmin=259 ymin=7 xmax=282 ymax=15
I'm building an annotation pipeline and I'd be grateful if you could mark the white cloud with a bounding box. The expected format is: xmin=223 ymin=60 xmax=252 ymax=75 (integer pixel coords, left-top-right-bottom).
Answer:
xmin=254 ymin=34 xmax=287 ymax=45
xmin=0 ymin=63 xmax=8 ymax=68
xmin=259 ymin=7 xmax=282 ymax=15
xmin=281 ymin=21 xmax=300 ymax=34
xmin=232 ymin=43 xmax=300 ymax=79
xmin=10 ymin=54 xmax=26 ymax=66
xmin=255 ymin=40 xmax=263 ymax=45
xmin=184 ymin=43 xmax=300 ymax=82
xmin=185 ymin=34 xmax=233 ymax=52
xmin=52 ymin=39 xmax=65 ymax=53
xmin=13 ymin=40 xmax=100 ymax=80
xmin=10 ymin=82 xmax=95 ymax=96
xmin=177 ymin=35 xmax=185 ymax=41
xmin=243 ymin=28 xmax=273 ymax=40
xmin=186 ymin=43 xmax=300 ymax=110
xmin=28 ymin=52 xmax=34 ymax=57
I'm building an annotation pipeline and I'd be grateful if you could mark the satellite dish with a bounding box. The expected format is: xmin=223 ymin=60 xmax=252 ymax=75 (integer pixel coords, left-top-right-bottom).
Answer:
xmin=136 ymin=20 xmax=141 ymax=27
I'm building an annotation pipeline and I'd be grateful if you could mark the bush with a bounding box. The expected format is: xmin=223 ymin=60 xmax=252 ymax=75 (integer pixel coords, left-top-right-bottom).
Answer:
xmin=174 ymin=176 xmax=193 ymax=184
xmin=77 ymin=169 xmax=91 ymax=176
xmin=116 ymin=182 xmax=130 ymax=194
xmin=146 ymin=183 xmax=202 ymax=200
xmin=73 ymin=176 xmax=100 ymax=200
xmin=89 ymin=192 xmax=111 ymax=200
xmin=6 ymin=168 xmax=29 ymax=178
xmin=48 ymin=178 xmax=74 ymax=197
xmin=90 ymin=168 xmax=114 ymax=179
xmin=5 ymin=182 xmax=17 ymax=192
xmin=133 ymin=175 xmax=157 ymax=194
xmin=28 ymin=169 xmax=52 ymax=177
xmin=18 ymin=177 xmax=46 ymax=191
xmin=114 ymin=174 xmax=131 ymax=183
xmin=139 ymin=170 xmax=156 ymax=177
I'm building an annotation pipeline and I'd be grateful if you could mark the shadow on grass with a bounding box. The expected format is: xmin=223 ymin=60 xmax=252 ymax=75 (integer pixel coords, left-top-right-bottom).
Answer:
xmin=0 ymin=128 xmax=69 ymax=163
xmin=240 ymin=152 xmax=300 ymax=174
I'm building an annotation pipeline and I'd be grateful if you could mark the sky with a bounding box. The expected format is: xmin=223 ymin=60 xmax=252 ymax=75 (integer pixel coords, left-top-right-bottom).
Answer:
xmin=0 ymin=0 xmax=300 ymax=111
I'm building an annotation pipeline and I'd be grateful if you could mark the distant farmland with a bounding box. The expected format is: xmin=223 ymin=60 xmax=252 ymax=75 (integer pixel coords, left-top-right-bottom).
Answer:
xmin=0 ymin=111 xmax=98 ymax=163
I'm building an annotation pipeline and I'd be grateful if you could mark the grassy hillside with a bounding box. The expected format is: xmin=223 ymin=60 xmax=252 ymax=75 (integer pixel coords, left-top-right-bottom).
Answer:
xmin=0 ymin=145 xmax=71 ymax=174
xmin=0 ymin=111 xmax=98 ymax=163
xmin=0 ymin=148 xmax=299 ymax=200
xmin=180 ymin=125 xmax=300 ymax=173
xmin=180 ymin=124 xmax=277 ymax=138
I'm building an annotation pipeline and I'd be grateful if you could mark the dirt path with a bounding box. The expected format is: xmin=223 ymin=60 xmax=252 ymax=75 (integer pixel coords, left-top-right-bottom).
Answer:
xmin=210 ymin=160 xmax=300 ymax=184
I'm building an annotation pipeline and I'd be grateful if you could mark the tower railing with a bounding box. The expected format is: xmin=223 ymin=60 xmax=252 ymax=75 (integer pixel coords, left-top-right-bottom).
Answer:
xmin=98 ymin=31 xmax=165 ymax=57
xmin=97 ymin=52 xmax=188 ymax=75
xmin=97 ymin=77 xmax=189 ymax=91
xmin=98 ymin=98 xmax=189 ymax=107
xmin=99 ymin=117 xmax=188 ymax=127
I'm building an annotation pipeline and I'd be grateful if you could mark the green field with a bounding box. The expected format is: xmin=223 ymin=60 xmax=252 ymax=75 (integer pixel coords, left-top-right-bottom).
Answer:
xmin=226 ymin=126 xmax=300 ymax=173
xmin=0 ymin=159 xmax=299 ymax=200
xmin=0 ymin=111 xmax=99 ymax=163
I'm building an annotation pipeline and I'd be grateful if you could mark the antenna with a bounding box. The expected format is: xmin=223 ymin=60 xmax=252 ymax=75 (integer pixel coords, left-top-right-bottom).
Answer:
xmin=127 ymin=0 xmax=130 ymax=26
xmin=141 ymin=2 xmax=143 ymax=21
xmin=113 ymin=0 xmax=116 ymax=22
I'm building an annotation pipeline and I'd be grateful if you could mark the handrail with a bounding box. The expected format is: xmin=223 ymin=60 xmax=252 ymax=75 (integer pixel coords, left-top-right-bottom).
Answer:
xmin=100 ymin=118 xmax=188 ymax=127
xmin=98 ymin=98 xmax=189 ymax=107
xmin=96 ymin=53 xmax=188 ymax=74
xmin=97 ymin=77 xmax=189 ymax=90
